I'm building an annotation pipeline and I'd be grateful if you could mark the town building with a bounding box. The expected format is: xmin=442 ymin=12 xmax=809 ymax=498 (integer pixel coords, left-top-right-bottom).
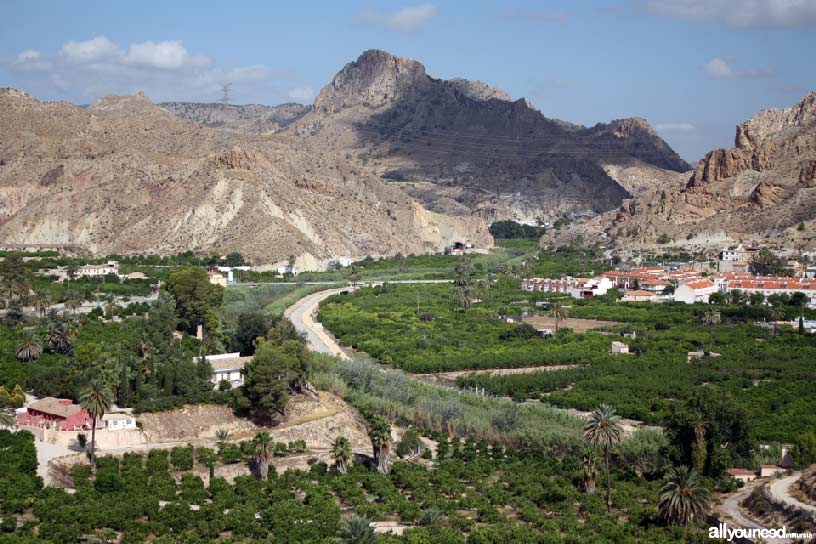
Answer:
xmin=713 ymin=274 xmax=816 ymax=308
xmin=521 ymin=276 xmax=614 ymax=299
xmin=673 ymin=279 xmax=718 ymax=304
xmin=200 ymin=353 xmax=252 ymax=389
xmin=621 ymin=289 xmax=657 ymax=302
xmin=16 ymin=397 xmax=97 ymax=431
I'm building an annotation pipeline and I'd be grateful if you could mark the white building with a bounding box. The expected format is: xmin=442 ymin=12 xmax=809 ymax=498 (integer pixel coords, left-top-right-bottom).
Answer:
xmin=208 ymin=270 xmax=227 ymax=287
xmin=277 ymin=265 xmax=299 ymax=276
xmin=522 ymin=276 xmax=613 ymax=299
xmin=674 ymin=279 xmax=718 ymax=304
xmin=610 ymin=341 xmax=630 ymax=354
xmin=102 ymin=413 xmax=137 ymax=431
xmin=200 ymin=353 xmax=251 ymax=389
xmin=217 ymin=266 xmax=251 ymax=284
xmin=77 ymin=261 xmax=119 ymax=278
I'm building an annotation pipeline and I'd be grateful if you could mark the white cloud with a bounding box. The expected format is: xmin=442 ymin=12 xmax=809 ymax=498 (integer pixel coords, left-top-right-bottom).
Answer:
xmin=656 ymin=122 xmax=695 ymax=131
xmin=357 ymin=3 xmax=438 ymax=32
xmin=641 ymin=0 xmax=816 ymax=29
xmin=61 ymin=36 xmax=120 ymax=63
xmin=4 ymin=36 xmax=295 ymax=104
xmin=123 ymin=40 xmax=208 ymax=70
xmin=288 ymin=87 xmax=315 ymax=102
xmin=703 ymin=57 xmax=774 ymax=79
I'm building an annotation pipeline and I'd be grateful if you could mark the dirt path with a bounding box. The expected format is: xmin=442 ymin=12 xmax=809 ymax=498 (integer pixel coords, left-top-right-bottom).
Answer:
xmin=769 ymin=473 xmax=816 ymax=514
xmin=409 ymin=364 xmax=582 ymax=386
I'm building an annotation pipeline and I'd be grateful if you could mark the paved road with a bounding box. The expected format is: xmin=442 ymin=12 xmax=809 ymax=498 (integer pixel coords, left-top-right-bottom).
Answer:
xmin=717 ymin=480 xmax=791 ymax=544
xmin=769 ymin=473 xmax=816 ymax=514
xmin=284 ymin=288 xmax=352 ymax=358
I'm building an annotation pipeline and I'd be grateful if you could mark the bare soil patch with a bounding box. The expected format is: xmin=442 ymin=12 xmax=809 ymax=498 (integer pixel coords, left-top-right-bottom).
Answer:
xmin=523 ymin=315 xmax=622 ymax=333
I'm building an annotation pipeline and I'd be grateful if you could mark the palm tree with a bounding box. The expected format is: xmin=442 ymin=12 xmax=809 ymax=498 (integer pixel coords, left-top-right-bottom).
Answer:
xmin=331 ymin=436 xmax=352 ymax=474
xmin=64 ymin=290 xmax=81 ymax=315
xmin=79 ymin=381 xmax=113 ymax=473
xmin=368 ymin=417 xmax=392 ymax=474
xmin=254 ymin=431 xmax=273 ymax=481
xmin=348 ymin=268 xmax=361 ymax=288
xmin=583 ymin=404 xmax=623 ymax=512
xmin=551 ymin=302 xmax=567 ymax=334
xmin=658 ymin=466 xmax=711 ymax=526
xmin=769 ymin=304 xmax=784 ymax=336
xmin=16 ymin=330 xmax=43 ymax=362
xmin=32 ymin=289 xmax=50 ymax=318
xmin=337 ymin=515 xmax=376 ymax=544
xmin=45 ymin=320 xmax=74 ymax=354
xmin=582 ymin=451 xmax=597 ymax=494
xmin=215 ymin=429 xmax=229 ymax=451
xmin=0 ymin=410 xmax=15 ymax=428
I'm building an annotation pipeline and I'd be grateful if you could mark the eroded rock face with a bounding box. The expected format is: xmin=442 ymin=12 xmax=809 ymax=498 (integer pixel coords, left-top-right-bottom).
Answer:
xmin=688 ymin=148 xmax=752 ymax=187
xmin=313 ymin=49 xmax=431 ymax=113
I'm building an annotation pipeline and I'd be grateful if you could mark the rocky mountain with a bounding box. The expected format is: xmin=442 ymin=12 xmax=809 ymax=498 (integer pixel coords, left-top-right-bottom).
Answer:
xmin=288 ymin=50 xmax=690 ymax=224
xmin=0 ymin=88 xmax=490 ymax=266
xmin=159 ymin=102 xmax=310 ymax=134
xmin=546 ymin=92 xmax=816 ymax=252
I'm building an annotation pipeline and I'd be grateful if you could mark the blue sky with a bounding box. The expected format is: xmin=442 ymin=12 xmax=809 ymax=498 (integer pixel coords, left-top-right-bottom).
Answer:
xmin=1 ymin=0 xmax=814 ymax=161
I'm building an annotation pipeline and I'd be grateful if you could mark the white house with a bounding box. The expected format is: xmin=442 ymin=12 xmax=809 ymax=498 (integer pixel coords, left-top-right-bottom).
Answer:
xmin=200 ymin=353 xmax=251 ymax=389
xmin=77 ymin=261 xmax=119 ymax=278
xmin=610 ymin=341 xmax=630 ymax=354
xmin=725 ymin=468 xmax=757 ymax=484
xmin=217 ymin=266 xmax=251 ymax=283
xmin=569 ymin=277 xmax=615 ymax=299
xmin=674 ymin=279 xmax=717 ymax=304
xmin=102 ymin=413 xmax=137 ymax=431
xmin=208 ymin=270 xmax=227 ymax=287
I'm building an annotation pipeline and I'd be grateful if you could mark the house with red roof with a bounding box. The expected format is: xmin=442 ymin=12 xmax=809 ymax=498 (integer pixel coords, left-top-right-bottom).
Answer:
xmin=16 ymin=397 xmax=97 ymax=431
xmin=674 ymin=279 xmax=718 ymax=304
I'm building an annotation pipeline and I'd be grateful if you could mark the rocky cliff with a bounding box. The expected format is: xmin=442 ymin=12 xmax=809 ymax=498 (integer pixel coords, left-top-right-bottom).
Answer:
xmin=546 ymin=92 xmax=816 ymax=251
xmin=159 ymin=101 xmax=310 ymax=134
xmin=293 ymin=50 xmax=689 ymax=224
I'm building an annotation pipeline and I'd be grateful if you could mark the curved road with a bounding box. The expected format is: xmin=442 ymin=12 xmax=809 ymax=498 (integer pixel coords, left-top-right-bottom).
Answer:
xmin=769 ymin=472 xmax=816 ymax=514
xmin=284 ymin=288 xmax=352 ymax=359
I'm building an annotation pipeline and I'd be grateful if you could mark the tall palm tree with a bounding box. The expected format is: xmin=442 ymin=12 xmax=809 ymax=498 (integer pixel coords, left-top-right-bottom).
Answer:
xmin=0 ymin=410 xmax=15 ymax=428
xmin=370 ymin=419 xmax=392 ymax=474
xmin=80 ymin=381 xmax=113 ymax=473
xmin=16 ymin=330 xmax=43 ymax=362
xmin=32 ymin=289 xmax=50 ymax=318
xmin=64 ymin=290 xmax=82 ymax=315
xmin=769 ymin=304 xmax=784 ymax=336
xmin=254 ymin=432 xmax=273 ymax=481
xmin=551 ymin=302 xmax=567 ymax=334
xmin=583 ymin=404 xmax=623 ymax=512
xmin=337 ymin=515 xmax=376 ymax=544
xmin=331 ymin=436 xmax=352 ymax=474
xmin=658 ymin=466 xmax=711 ymax=526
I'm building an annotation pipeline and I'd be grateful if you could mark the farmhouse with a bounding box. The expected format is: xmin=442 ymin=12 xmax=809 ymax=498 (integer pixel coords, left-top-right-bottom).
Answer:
xmin=77 ymin=261 xmax=119 ymax=278
xmin=759 ymin=465 xmax=786 ymax=478
xmin=16 ymin=397 xmax=96 ymax=431
xmin=610 ymin=341 xmax=629 ymax=354
xmin=673 ymin=279 xmax=717 ymax=304
xmin=725 ymin=468 xmax=757 ymax=484
xmin=201 ymin=353 xmax=252 ymax=389
xmin=208 ymin=270 xmax=227 ymax=287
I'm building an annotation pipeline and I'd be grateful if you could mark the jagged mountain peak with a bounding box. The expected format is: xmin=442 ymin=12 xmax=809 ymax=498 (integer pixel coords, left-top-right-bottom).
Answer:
xmin=313 ymin=49 xmax=430 ymax=113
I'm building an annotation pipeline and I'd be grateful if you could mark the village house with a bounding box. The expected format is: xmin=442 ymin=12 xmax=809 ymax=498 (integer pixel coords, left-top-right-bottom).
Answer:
xmin=77 ymin=261 xmax=119 ymax=278
xmin=102 ymin=413 xmax=138 ymax=431
xmin=622 ymin=289 xmax=658 ymax=302
xmin=759 ymin=465 xmax=787 ymax=478
xmin=725 ymin=468 xmax=757 ymax=484
xmin=610 ymin=341 xmax=629 ymax=354
xmin=16 ymin=397 xmax=97 ymax=431
xmin=673 ymin=279 xmax=718 ymax=304
xmin=208 ymin=270 xmax=227 ymax=287
xmin=216 ymin=265 xmax=251 ymax=283
xmin=713 ymin=273 xmax=816 ymax=308
xmin=521 ymin=276 xmax=614 ymax=299
xmin=200 ymin=353 xmax=252 ymax=389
